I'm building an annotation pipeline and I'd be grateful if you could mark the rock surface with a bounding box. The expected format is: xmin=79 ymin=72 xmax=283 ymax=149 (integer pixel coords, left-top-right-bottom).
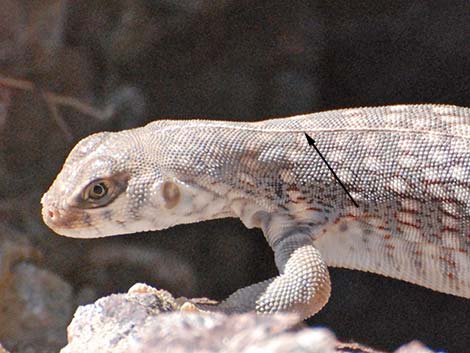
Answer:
xmin=60 ymin=284 xmax=435 ymax=353
xmin=0 ymin=226 xmax=73 ymax=352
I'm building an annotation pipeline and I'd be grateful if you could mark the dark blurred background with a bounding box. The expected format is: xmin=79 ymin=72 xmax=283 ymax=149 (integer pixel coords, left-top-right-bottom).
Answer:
xmin=0 ymin=1 xmax=469 ymax=352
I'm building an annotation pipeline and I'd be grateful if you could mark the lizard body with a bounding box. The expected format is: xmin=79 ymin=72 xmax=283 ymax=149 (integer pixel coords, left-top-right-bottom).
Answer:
xmin=41 ymin=104 xmax=470 ymax=319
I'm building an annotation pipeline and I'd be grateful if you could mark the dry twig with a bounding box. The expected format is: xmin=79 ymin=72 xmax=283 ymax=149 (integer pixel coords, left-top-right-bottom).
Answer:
xmin=0 ymin=75 xmax=114 ymax=141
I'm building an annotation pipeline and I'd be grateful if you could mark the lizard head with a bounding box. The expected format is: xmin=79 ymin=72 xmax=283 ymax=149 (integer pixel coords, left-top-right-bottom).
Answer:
xmin=41 ymin=128 xmax=186 ymax=238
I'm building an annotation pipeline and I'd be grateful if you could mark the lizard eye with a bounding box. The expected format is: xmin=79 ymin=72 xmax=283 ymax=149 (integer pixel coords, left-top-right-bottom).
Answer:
xmin=84 ymin=180 xmax=110 ymax=201
xmin=76 ymin=173 xmax=129 ymax=209
xmin=89 ymin=182 xmax=108 ymax=199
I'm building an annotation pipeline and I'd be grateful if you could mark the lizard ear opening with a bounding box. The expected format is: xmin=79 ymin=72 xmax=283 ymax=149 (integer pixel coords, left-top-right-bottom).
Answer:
xmin=161 ymin=181 xmax=180 ymax=209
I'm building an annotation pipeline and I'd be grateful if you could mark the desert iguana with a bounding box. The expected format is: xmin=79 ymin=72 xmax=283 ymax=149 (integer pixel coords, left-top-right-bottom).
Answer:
xmin=41 ymin=104 xmax=470 ymax=319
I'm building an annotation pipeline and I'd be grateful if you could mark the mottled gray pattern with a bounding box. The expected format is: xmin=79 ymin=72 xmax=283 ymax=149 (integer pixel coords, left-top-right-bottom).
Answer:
xmin=41 ymin=104 xmax=470 ymax=319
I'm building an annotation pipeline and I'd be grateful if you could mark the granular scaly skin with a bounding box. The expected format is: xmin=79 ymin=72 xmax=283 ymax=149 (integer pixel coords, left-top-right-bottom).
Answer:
xmin=41 ymin=104 xmax=470 ymax=319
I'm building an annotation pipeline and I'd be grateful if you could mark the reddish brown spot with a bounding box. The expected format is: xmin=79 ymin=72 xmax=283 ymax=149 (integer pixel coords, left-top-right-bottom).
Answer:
xmin=344 ymin=213 xmax=359 ymax=218
xmin=385 ymin=244 xmax=395 ymax=250
xmin=439 ymin=256 xmax=456 ymax=268
xmin=397 ymin=219 xmax=421 ymax=230
xmin=384 ymin=234 xmax=392 ymax=240
xmin=441 ymin=225 xmax=459 ymax=233
xmin=447 ymin=272 xmax=454 ymax=279
xmin=296 ymin=196 xmax=306 ymax=201
xmin=306 ymin=207 xmax=322 ymax=212
xmin=399 ymin=208 xmax=420 ymax=215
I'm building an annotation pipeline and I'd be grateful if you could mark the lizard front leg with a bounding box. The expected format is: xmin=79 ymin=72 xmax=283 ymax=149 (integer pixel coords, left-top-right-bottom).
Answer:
xmin=217 ymin=219 xmax=331 ymax=319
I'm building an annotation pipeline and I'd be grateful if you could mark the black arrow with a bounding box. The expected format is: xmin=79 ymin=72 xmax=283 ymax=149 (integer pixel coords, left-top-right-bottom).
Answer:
xmin=304 ymin=133 xmax=359 ymax=208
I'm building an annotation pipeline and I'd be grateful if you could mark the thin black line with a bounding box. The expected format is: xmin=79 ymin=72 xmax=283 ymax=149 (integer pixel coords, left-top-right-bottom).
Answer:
xmin=304 ymin=133 xmax=359 ymax=208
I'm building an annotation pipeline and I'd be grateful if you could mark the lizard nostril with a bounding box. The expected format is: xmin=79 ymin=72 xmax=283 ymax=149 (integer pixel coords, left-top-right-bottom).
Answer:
xmin=42 ymin=205 xmax=75 ymax=230
xmin=47 ymin=207 xmax=61 ymax=220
